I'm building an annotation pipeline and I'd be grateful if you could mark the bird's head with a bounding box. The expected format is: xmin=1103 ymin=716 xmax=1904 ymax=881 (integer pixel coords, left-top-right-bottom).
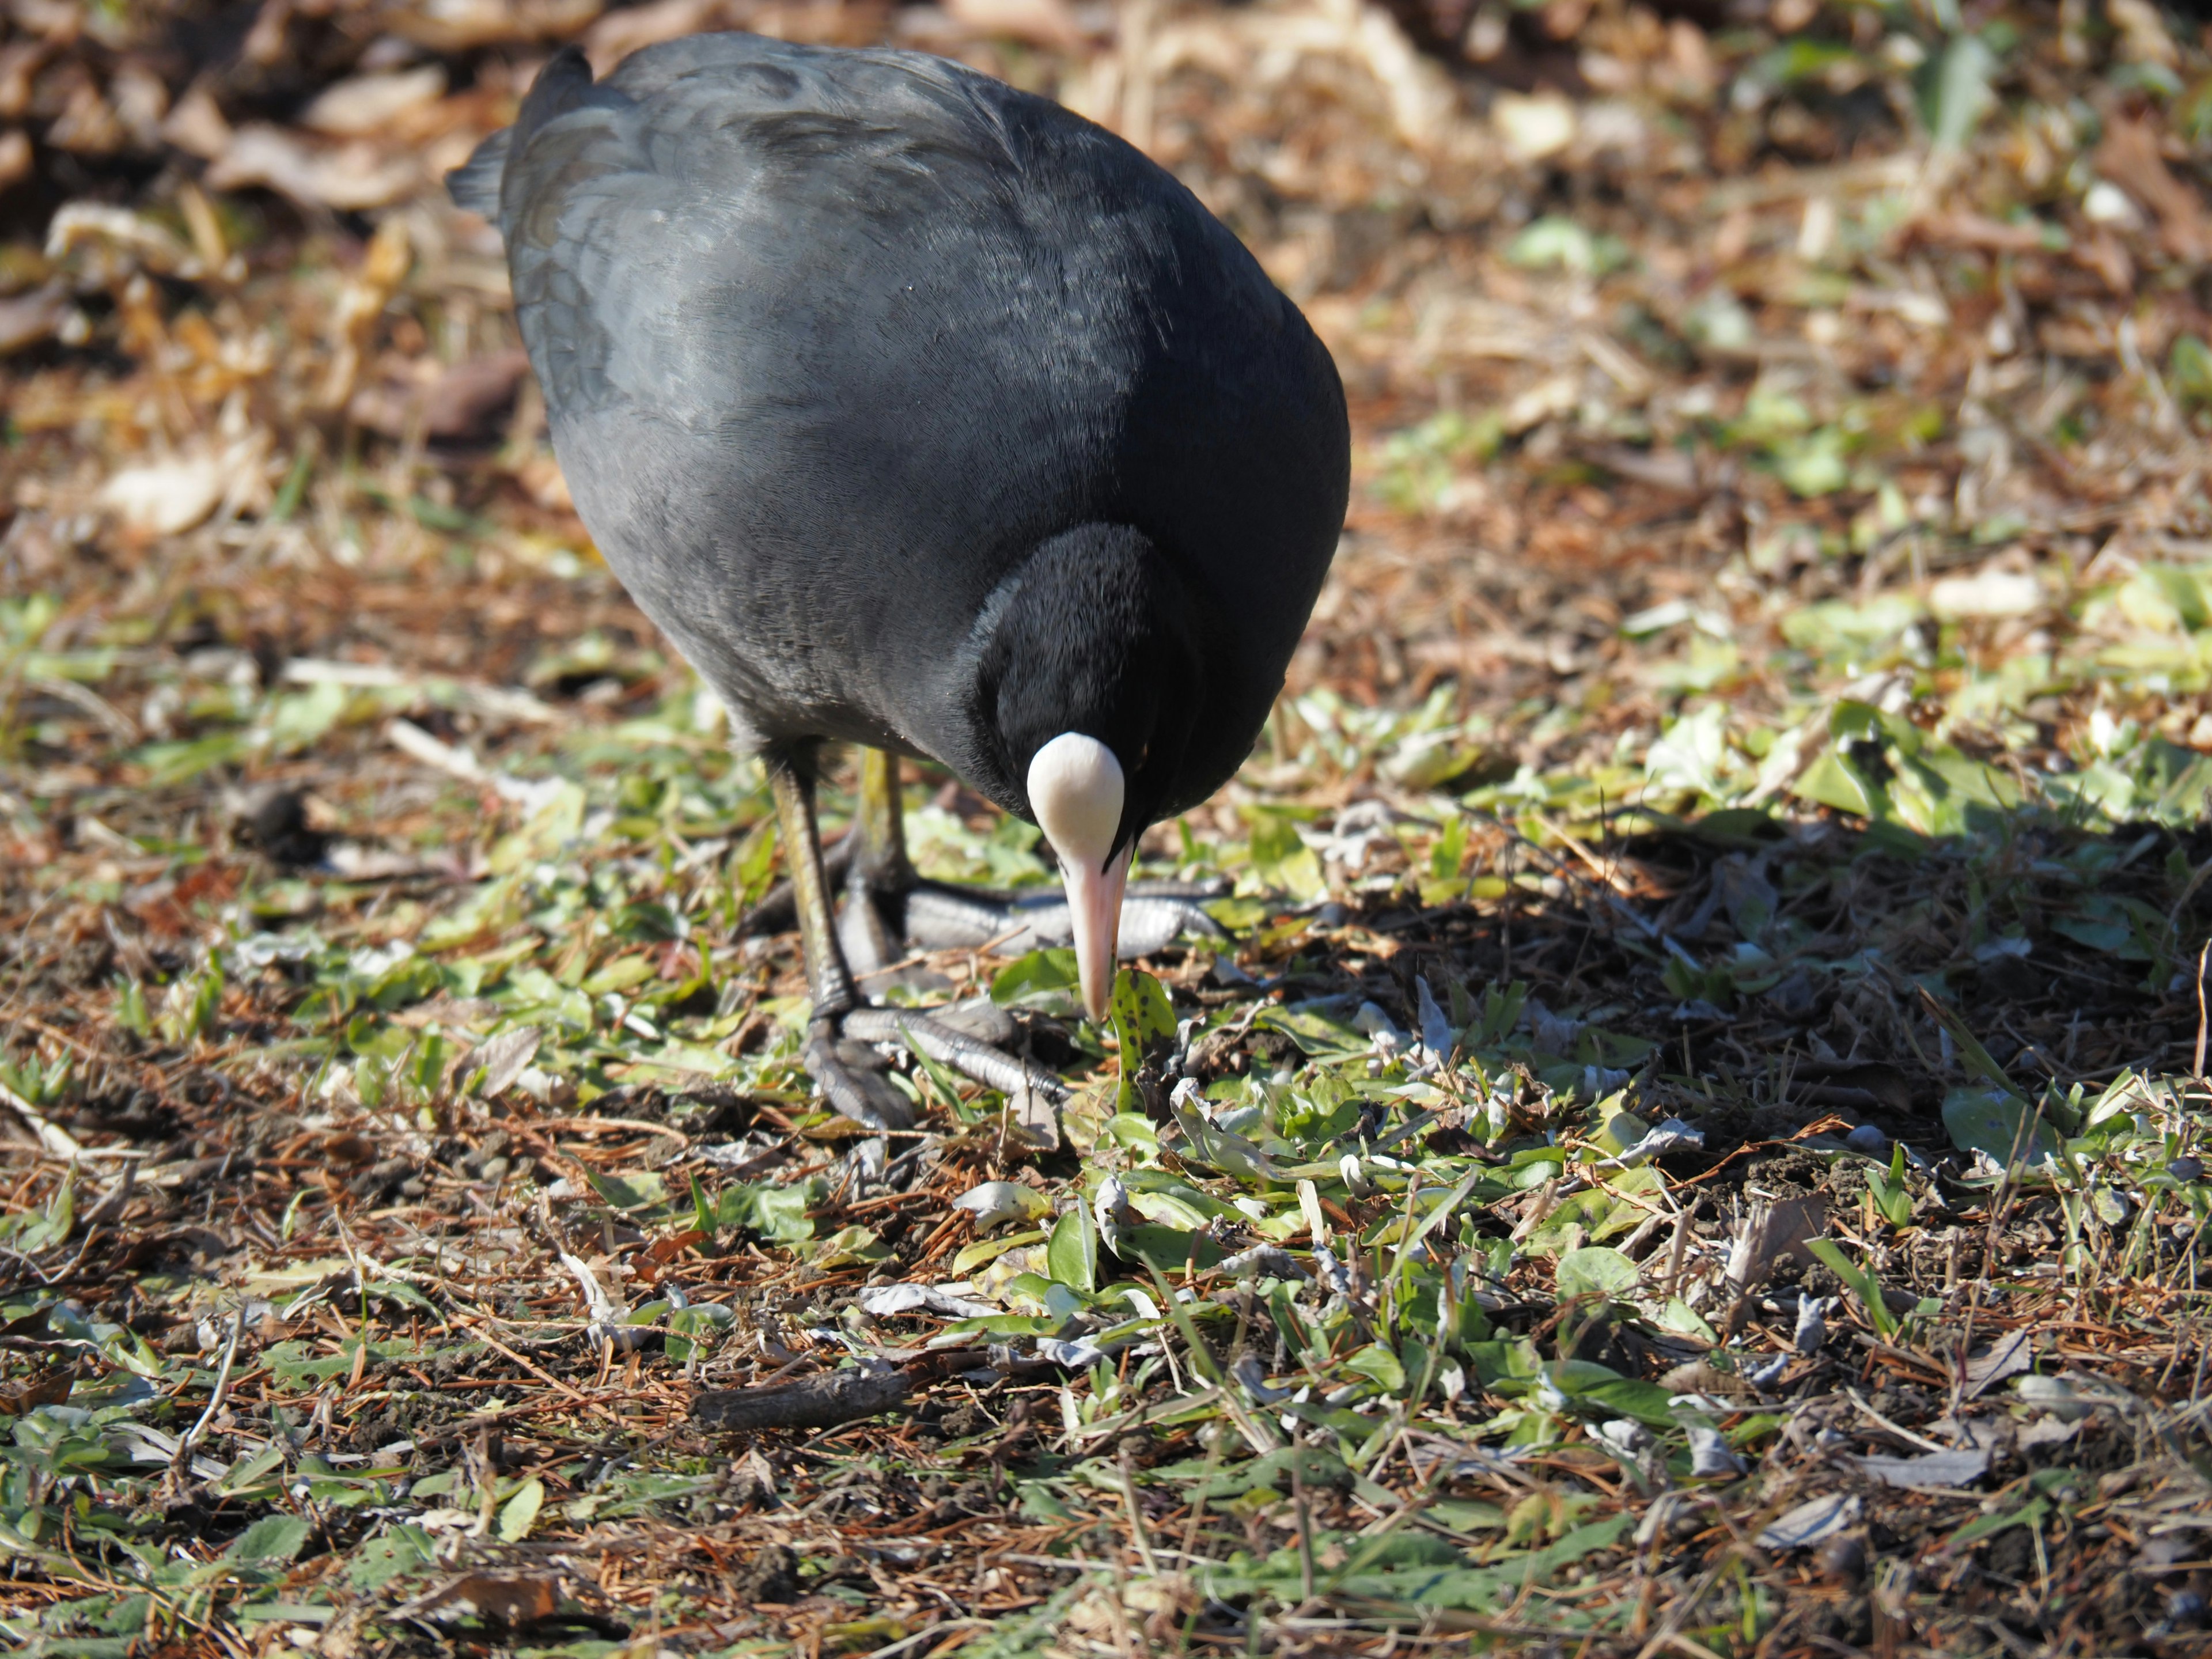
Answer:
xmin=967 ymin=524 xmax=1206 ymax=1022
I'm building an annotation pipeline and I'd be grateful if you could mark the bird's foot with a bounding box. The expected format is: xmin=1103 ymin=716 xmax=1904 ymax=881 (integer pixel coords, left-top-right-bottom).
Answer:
xmin=814 ymin=876 xmax=1217 ymax=1145
xmin=807 ymin=997 xmax=1068 ymax=1138
xmin=803 ymin=1017 xmax=916 ymax=1133
xmin=847 ymin=875 xmax=1228 ymax=975
xmin=747 ymin=836 xmax=1226 ymax=976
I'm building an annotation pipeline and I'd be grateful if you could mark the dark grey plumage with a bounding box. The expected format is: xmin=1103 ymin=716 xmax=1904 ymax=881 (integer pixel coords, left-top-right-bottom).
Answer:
xmin=454 ymin=33 xmax=1347 ymax=840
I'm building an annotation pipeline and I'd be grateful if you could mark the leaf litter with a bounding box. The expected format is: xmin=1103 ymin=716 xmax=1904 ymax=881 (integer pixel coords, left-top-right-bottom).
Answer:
xmin=3 ymin=0 xmax=2212 ymax=1655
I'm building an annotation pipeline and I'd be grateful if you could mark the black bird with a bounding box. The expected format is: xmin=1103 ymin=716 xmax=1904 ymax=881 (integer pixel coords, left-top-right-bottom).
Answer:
xmin=452 ymin=33 xmax=1348 ymax=1126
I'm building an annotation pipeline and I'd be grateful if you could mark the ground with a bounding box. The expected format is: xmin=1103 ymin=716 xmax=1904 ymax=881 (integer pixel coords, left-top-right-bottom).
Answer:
xmin=3 ymin=1 xmax=2212 ymax=1656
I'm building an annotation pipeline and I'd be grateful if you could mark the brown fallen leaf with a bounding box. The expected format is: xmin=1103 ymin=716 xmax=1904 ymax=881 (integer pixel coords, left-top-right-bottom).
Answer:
xmin=0 ymin=283 xmax=65 ymax=355
xmin=387 ymin=0 xmax=605 ymax=53
xmin=1914 ymin=212 xmax=2048 ymax=255
xmin=0 ymin=1365 xmax=76 ymax=1415
xmin=395 ymin=1574 xmax=559 ymax=1626
xmin=943 ymin=0 xmax=1087 ymax=52
xmin=321 ymin=217 xmax=414 ymax=410
xmin=207 ymin=125 xmax=422 ymax=212
xmin=303 ymin=66 xmax=448 ymax=137
xmin=585 ymin=0 xmax=738 ymax=70
xmin=99 ymin=456 xmax=224 ymax=536
xmin=349 ymin=349 xmax=532 ymax=441
xmin=160 ymin=82 xmax=232 ymax=161
xmin=2094 ymin=116 xmax=2211 ymax=263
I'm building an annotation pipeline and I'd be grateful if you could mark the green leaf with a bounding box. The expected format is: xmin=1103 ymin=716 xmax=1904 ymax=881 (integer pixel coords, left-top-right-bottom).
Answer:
xmin=1110 ymin=968 xmax=1176 ymax=1055
xmin=1046 ymin=1204 xmax=1097 ymax=1294
xmin=225 ymin=1515 xmax=312 ymax=1563
xmin=1865 ymin=1168 xmax=1915 ymax=1229
xmin=264 ymin=681 xmax=351 ymax=753
xmin=347 ymin=1525 xmax=438 ymax=1592
xmin=129 ymin=732 xmax=247 ymax=786
xmin=715 ymin=1177 xmax=823 ymax=1244
xmin=811 ymin=1225 xmax=888 ymax=1268
xmin=1554 ymin=1247 xmax=1638 ymax=1302
xmin=1123 ymin=1222 xmax=1227 ymax=1273
xmin=990 ymin=949 xmax=1082 ymax=1010
xmin=1505 ymin=216 xmax=1630 ymax=277
xmin=1344 ymin=1343 xmax=1407 ymax=1393
xmin=1568 ymin=1373 xmax=1680 ymax=1428
xmin=2172 ymin=334 xmax=2212 ymax=413
xmin=497 ymin=1476 xmax=544 ymax=1543
xmin=1147 ymin=1263 xmax=1222 ymax=1384
xmin=587 ymin=1169 xmax=669 ymax=1213
xmin=1947 ymin=1497 xmax=2051 ymax=1550
xmin=951 ymin=1228 xmax=1046 ymax=1276
xmin=1188 ymin=1445 xmax=1353 ymax=1498
xmin=581 ymin=955 xmax=656 ymax=995
xmin=1254 ymin=1005 xmax=1365 ymax=1058
xmin=1920 ymin=997 xmax=2020 ymax=1096
xmin=1805 ymin=1238 xmax=1897 ymax=1342
xmin=1247 ymin=810 xmax=1326 ymax=900
xmin=1111 ymin=969 xmax=1176 ymax=1112
xmin=217 ymin=1444 xmax=289 ymax=1495
xmin=1942 ymin=1086 xmax=2053 ymax=1168
xmin=1922 ymin=31 xmax=1999 ymax=154
xmin=1656 ymin=1297 xmax=1719 ymax=1343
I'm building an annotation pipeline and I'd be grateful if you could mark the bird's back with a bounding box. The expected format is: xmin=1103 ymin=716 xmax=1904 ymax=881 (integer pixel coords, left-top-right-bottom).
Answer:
xmin=468 ymin=33 xmax=1346 ymax=795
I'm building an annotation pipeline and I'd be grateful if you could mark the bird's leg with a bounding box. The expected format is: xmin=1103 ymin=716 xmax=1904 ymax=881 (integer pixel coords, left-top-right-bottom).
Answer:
xmin=765 ymin=745 xmax=1217 ymax=1131
xmin=784 ymin=747 xmax=1058 ymax=1112
xmin=836 ymin=746 xmax=913 ymax=978
xmin=767 ymin=753 xmax=857 ymax=1020
xmin=757 ymin=747 xmax=1224 ymax=967
xmin=764 ymin=753 xmax=912 ymax=1131
xmin=851 ymin=747 xmax=911 ymax=888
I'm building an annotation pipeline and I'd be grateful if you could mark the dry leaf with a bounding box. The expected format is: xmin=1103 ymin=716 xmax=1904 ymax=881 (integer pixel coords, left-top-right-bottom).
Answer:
xmin=303 ymin=66 xmax=449 ymax=137
xmin=100 ymin=456 xmax=226 ymax=536
xmin=0 ymin=128 xmax=29 ymax=190
xmin=2094 ymin=117 xmax=2212 ymax=263
xmin=398 ymin=1573 xmax=559 ymax=1626
xmin=0 ymin=1366 xmax=75 ymax=1415
xmin=350 ymin=349 xmax=531 ymax=441
xmin=207 ymin=126 xmax=422 ymax=211
xmin=0 ymin=284 xmax=66 ymax=355
xmin=944 ymin=0 xmax=1086 ymax=52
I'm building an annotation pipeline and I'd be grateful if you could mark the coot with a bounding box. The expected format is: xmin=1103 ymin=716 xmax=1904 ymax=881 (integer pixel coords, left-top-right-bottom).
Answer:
xmin=453 ymin=33 xmax=1349 ymax=1125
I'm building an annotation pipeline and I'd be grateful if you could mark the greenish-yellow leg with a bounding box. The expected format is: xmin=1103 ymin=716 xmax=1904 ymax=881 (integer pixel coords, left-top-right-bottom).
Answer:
xmin=840 ymin=747 xmax=910 ymax=974
xmin=760 ymin=745 xmax=1080 ymax=1132
xmin=766 ymin=754 xmax=858 ymax=1020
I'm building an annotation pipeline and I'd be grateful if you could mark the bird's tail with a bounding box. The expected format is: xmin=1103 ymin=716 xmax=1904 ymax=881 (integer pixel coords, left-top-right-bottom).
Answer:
xmin=445 ymin=128 xmax=510 ymax=220
xmin=445 ymin=44 xmax=597 ymax=225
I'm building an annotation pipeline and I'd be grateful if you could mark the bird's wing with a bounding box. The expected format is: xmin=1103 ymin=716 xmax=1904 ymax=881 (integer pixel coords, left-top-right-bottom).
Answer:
xmin=495 ymin=35 xmax=1036 ymax=431
xmin=482 ymin=35 xmax=1186 ymax=752
xmin=472 ymin=33 xmax=1343 ymax=784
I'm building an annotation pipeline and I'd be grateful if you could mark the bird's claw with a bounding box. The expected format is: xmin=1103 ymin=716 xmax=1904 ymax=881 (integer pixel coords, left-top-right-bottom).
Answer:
xmin=804 ymin=1020 xmax=915 ymax=1131
xmin=806 ymin=1001 xmax=1067 ymax=1134
xmin=900 ymin=877 xmax=1226 ymax=959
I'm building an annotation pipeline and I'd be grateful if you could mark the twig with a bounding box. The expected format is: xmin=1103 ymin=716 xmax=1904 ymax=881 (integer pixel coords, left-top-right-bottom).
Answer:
xmin=2193 ymin=938 xmax=2209 ymax=1082
xmin=1847 ymin=1386 xmax=1952 ymax=1455
xmin=175 ymin=1306 xmax=246 ymax=1477
xmin=691 ymin=1349 xmax=987 ymax=1433
xmin=459 ymin=1316 xmax=601 ymax=1407
xmin=0 ymin=1076 xmax=83 ymax=1160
